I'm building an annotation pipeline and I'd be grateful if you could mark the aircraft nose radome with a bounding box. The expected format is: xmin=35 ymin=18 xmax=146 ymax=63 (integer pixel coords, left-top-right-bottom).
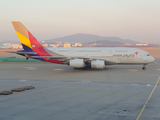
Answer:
xmin=151 ymin=56 xmax=155 ymax=62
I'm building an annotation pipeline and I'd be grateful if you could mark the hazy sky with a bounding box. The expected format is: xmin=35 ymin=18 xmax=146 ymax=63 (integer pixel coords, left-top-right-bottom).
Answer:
xmin=0 ymin=0 xmax=160 ymax=42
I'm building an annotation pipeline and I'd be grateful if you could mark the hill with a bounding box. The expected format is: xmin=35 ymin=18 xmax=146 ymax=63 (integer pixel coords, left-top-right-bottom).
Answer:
xmin=87 ymin=40 xmax=124 ymax=46
xmin=43 ymin=33 xmax=141 ymax=44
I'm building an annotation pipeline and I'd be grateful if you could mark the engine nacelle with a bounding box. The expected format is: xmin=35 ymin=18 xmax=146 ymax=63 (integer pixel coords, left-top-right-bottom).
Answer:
xmin=91 ymin=60 xmax=105 ymax=69
xmin=69 ymin=59 xmax=85 ymax=68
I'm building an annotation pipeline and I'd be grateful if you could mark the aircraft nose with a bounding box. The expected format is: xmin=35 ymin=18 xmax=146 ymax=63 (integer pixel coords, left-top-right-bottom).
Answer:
xmin=150 ymin=56 xmax=155 ymax=63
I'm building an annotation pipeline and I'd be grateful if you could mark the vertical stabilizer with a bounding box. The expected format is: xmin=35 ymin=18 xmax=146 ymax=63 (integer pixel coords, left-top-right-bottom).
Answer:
xmin=12 ymin=21 xmax=50 ymax=56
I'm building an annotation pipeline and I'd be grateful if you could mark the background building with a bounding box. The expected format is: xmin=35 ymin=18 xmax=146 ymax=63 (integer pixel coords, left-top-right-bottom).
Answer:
xmin=72 ymin=43 xmax=82 ymax=47
xmin=64 ymin=43 xmax=71 ymax=47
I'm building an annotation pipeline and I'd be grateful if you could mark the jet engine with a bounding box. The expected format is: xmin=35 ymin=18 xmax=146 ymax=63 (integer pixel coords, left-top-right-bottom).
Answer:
xmin=69 ymin=59 xmax=85 ymax=68
xmin=91 ymin=60 xmax=105 ymax=69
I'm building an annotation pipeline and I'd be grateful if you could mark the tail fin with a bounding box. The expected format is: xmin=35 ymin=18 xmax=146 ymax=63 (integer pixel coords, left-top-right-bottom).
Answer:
xmin=146 ymin=42 xmax=149 ymax=45
xmin=12 ymin=21 xmax=50 ymax=56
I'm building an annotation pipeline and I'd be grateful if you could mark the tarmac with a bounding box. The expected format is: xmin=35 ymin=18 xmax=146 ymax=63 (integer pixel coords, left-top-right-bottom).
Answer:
xmin=0 ymin=60 xmax=160 ymax=120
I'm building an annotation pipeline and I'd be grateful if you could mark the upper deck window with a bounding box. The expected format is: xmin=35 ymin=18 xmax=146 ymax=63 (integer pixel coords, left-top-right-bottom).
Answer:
xmin=77 ymin=50 xmax=101 ymax=52
xmin=116 ymin=50 xmax=127 ymax=52
xmin=58 ymin=50 xmax=69 ymax=52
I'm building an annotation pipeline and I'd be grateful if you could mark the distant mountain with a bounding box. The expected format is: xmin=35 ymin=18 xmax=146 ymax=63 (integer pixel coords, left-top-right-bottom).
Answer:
xmin=43 ymin=33 xmax=141 ymax=44
xmin=87 ymin=40 xmax=124 ymax=46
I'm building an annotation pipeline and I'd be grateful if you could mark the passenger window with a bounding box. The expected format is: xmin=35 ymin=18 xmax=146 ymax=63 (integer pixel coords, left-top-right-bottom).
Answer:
xmin=147 ymin=54 xmax=150 ymax=56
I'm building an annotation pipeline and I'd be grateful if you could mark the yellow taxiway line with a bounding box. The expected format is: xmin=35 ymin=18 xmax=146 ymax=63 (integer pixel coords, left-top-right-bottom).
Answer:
xmin=136 ymin=76 xmax=160 ymax=120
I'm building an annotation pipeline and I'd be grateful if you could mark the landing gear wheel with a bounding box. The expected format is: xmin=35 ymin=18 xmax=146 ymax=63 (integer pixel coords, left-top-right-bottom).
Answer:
xmin=86 ymin=65 xmax=91 ymax=70
xmin=142 ymin=67 xmax=146 ymax=70
xmin=142 ymin=64 xmax=147 ymax=70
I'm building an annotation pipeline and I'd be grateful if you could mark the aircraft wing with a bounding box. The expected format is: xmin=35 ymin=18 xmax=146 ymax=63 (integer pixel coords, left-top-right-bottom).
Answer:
xmin=31 ymin=56 xmax=115 ymax=64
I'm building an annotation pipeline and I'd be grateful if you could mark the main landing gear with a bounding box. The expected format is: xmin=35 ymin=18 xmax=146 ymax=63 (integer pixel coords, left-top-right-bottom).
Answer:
xmin=142 ymin=64 xmax=146 ymax=70
xmin=73 ymin=65 xmax=91 ymax=70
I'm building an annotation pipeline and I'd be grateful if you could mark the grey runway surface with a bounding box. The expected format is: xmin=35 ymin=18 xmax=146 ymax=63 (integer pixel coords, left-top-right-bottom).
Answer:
xmin=0 ymin=62 xmax=160 ymax=120
xmin=155 ymin=59 xmax=160 ymax=65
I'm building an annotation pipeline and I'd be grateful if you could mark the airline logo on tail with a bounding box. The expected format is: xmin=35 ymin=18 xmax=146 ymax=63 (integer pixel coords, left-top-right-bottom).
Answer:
xmin=12 ymin=22 xmax=64 ymax=64
xmin=12 ymin=22 xmax=50 ymax=56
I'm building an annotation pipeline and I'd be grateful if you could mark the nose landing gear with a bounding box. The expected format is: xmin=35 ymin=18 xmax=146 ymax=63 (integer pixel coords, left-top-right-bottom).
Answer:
xmin=142 ymin=64 xmax=146 ymax=70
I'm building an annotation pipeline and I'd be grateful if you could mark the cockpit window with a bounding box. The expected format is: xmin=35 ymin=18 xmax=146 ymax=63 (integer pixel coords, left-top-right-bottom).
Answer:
xmin=147 ymin=54 xmax=150 ymax=56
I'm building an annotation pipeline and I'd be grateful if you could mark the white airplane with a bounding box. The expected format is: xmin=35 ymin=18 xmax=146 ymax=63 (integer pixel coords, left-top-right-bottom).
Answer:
xmin=136 ymin=42 xmax=149 ymax=46
xmin=11 ymin=21 xmax=155 ymax=70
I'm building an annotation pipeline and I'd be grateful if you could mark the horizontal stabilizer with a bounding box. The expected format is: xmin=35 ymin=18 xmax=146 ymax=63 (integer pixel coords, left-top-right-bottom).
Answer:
xmin=5 ymin=51 xmax=37 ymax=55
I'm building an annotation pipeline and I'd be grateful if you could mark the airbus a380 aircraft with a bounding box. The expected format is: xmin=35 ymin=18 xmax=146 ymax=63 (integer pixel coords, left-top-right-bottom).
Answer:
xmin=11 ymin=22 xmax=155 ymax=70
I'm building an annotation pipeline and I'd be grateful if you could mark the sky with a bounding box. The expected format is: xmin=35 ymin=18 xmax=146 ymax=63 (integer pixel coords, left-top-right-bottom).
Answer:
xmin=0 ymin=0 xmax=160 ymax=42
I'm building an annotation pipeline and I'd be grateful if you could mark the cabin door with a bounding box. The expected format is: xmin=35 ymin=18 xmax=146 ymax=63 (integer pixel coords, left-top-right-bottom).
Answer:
xmin=109 ymin=49 xmax=112 ymax=54
xmin=70 ymin=49 xmax=73 ymax=55
xmin=139 ymin=55 xmax=143 ymax=60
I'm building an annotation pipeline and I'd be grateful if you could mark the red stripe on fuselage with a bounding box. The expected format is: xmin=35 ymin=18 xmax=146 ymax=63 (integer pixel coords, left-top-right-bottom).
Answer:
xmin=28 ymin=31 xmax=64 ymax=64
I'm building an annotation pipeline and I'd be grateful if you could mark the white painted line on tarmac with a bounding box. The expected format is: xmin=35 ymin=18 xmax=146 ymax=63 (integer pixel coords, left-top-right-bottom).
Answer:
xmin=78 ymin=81 xmax=90 ymax=83
xmin=24 ymin=67 xmax=37 ymax=70
xmin=157 ymin=69 xmax=160 ymax=71
xmin=54 ymin=69 xmax=63 ymax=71
xmin=18 ymin=80 xmax=27 ymax=82
xmin=146 ymin=84 xmax=150 ymax=86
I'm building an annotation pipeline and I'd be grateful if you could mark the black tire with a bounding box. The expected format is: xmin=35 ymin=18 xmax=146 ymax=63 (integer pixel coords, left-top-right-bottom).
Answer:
xmin=142 ymin=67 xmax=146 ymax=70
